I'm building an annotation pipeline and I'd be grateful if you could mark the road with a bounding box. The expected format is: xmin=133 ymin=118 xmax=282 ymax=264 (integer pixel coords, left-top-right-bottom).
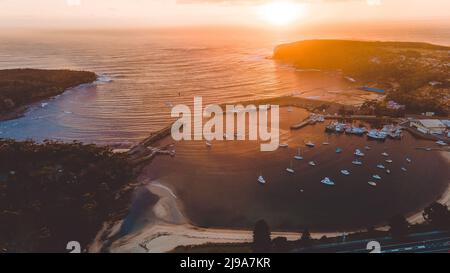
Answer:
xmin=294 ymin=231 xmax=450 ymax=253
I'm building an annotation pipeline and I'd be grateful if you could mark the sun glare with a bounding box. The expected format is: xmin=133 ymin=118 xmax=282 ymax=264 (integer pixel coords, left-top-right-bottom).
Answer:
xmin=258 ymin=1 xmax=306 ymax=26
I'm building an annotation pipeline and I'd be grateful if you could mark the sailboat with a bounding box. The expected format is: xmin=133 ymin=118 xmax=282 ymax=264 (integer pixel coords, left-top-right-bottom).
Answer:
xmin=258 ymin=172 xmax=266 ymax=184
xmin=321 ymin=177 xmax=335 ymax=186
xmin=286 ymin=161 xmax=295 ymax=174
xmin=354 ymin=149 xmax=365 ymax=157
xmin=294 ymin=148 xmax=303 ymax=160
xmin=372 ymin=175 xmax=382 ymax=180
xmin=306 ymin=141 xmax=315 ymax=148
xmin=352 ymin=159 xmax=363 ymax=166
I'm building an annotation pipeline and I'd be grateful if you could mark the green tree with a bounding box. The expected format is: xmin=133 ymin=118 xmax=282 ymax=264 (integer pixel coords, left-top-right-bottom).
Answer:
xmin=423 ymin=202 xmax=450 ymax=230
xmin=252 ymin=219 xmax=271 ymax=253
xmin=388 ymin=215 xmax=410 ymax=240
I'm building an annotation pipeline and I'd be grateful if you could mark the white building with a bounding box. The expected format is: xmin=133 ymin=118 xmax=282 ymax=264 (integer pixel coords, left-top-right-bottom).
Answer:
xmin=410 ymin=119 xmax=447 ymax=135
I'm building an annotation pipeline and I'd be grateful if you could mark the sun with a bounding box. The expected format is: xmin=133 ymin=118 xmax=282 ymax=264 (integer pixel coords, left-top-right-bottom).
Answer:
xmin=257 ymin=1 xmax=306 ymax=26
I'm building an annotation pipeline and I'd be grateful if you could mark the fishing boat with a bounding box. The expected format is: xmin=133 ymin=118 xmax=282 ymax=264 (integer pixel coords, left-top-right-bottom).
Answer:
xmin=352 ymin=160 xmax=363 ymax=166
xmin=367 ymin=130 xmax=387 ymax=141
xmin=341 ymin=170 xmax=351 ymax=176
xmin=306 ymin=141 xmax=315 ymax=148
xmin=346 ymin=127 xmax=367 ymax=136
xmin=377 ymin=164 xmax=386 ymax=169
xmin=354 ymin=149 xmax=365 ymax=157
xmin=381 ymin=152 xmax=389 ymax=157
xmin=321 ymin=177 xmax=335 ymax=186
xmin=385 ymin=159 xmax=393 ymax=163
xmin=286 ymin=161 xmax=295 ymax=174
xmin=279 ymin=143 xmax=289 ymax=148
xmin=294 ymin=148 xmax=303 ymax=160
xmin=372 ymin=175 xmax=382 ymax=180
xmin=309 ymin=161 xmax=317 ymax=167
xmin=336 ymin=148 xmax=343 ymax=154
xmin=368 ymin=181 xmax=377 ymax=187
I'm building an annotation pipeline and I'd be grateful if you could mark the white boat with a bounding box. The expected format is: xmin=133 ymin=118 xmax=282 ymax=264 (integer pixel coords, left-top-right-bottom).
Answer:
xmin=401 ymin=167 xmax=407 ymax=172
xmin=365 ymin=146 xmax=371 ymax=150
xmin=341 ymin=170 xmax=351 ymax=176
xmin=294 ymin=148 xmax=303 ymax=160
xmin=372 ymin=175 xmax=382 ymax=180
xmin=352 ymin=160 xmax=363 ymax=166
xmin=321 ymin=177 xmax=335 ymax=186
xmin=206 ymin=141 xmax=212 ymax=147
xmin=368 ymin=181 xmax=377 ymax=187
xmin=322 ymin=141 xmax=330 ymax=145
xmin=286 ymin=162 xmax=295 ymax=174
xmin=258 ymin=175 xmax=266 ymax=184
xmin=309 ymin=161 xmax=316 ymax=167
xmin=381 ymin=152 xmax=389 ymax=157
xmin=385 ymin=159 xmax=393 ymax=163
xmin=279 ymin=143 xmax=289 ymax=148
xmin=386 ymin=169 xmax=391 ymax=174
xmin=377 ymin=164 xmax=386 ymax=169
xmin=354 ymin=149 xmax=365 ymax=157
xmin=305 ymin=141 xmax=315 ymax=148
xmin=287 ymin=106 xmax=293 ymax=112
xmin=406 ymin=158 xmax=412 ymax=163
xmin=436 ymin=140 xmax=448 ymax=146
xmin=368 ymin=130 xmax=387 ymax=141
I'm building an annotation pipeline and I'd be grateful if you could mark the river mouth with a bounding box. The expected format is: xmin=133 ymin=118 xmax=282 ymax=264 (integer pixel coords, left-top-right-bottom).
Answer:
xmin=143 ymin=107 xmax=450 ymax=232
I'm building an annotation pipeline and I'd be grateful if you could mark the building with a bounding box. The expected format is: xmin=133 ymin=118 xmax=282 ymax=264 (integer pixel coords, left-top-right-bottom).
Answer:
xmin=410 ymin=119 xmax=447 ymax=135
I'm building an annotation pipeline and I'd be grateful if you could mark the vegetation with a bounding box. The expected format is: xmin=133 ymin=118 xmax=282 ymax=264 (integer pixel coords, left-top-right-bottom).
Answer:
xmin=274 ymin=40 xmax=450 ymax=115
xmin=0 ymin=140 xmax=134 ymax=253
xmin=252 ymin=219 xmax=271 ymax=253
xmin=0 ymin=69 xmax=97 ymax=117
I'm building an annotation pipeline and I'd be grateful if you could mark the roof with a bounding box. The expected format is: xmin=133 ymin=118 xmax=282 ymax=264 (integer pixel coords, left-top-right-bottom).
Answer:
xmin=417 ymin=119 xmax=446 ymax=128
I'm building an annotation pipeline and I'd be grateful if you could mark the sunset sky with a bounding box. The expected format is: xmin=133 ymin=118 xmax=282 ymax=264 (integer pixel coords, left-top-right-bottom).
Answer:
xmin=0 ymin=0 xmax=449 ymax=28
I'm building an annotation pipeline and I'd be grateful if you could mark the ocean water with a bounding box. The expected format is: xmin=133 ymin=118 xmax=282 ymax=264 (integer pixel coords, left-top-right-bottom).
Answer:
xmin=0 ymin=26 xmax=449 ymax=145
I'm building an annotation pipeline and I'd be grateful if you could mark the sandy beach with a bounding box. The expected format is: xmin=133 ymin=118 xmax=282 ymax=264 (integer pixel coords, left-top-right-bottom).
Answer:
xmin=103 ymin=179 xmax=345 ymax=253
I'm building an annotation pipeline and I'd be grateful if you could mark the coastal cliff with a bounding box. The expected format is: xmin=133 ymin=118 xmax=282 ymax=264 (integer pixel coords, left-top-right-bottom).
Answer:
xmin=0 ymin=69 xmax=97 ymax=120
xmin=273 ymin=40 xmax=450 ymax=115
